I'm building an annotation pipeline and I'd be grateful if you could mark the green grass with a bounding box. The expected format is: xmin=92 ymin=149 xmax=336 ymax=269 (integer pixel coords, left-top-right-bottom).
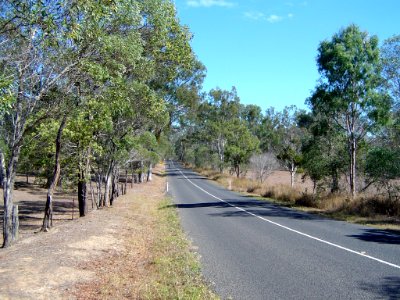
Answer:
xmin=144 ymin=198 xmax=219 ymax=300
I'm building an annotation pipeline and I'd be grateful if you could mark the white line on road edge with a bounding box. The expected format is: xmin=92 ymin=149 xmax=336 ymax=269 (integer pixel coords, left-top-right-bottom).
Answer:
xmin=172 ymin=162 xmax=400 ymax=270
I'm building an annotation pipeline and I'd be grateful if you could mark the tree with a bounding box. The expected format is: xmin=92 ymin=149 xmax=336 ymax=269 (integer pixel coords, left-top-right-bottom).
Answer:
xmin=381 ymin=35 xmax=400 ymax=105
xmin=366 ymin=147 xmax=400 ymax=201
xmin=274 ymin=106 xmax=304 ymax=188
xmin=0 ymin=0 xmax=82 ymax=247
xmin=309 ymin=24 xmax=392 ymax=197
xmin=224 ymin=120 xmax=259 ymax=177
xmin=381 ymin=35 xmax=400 ymax=149
xmin=300 ymin=112 xmax=347 ymax=193
xmin=197 ymin=87 xmax=241 ymax=172
xmin=250 ymin=152 xmax=279 ymax=183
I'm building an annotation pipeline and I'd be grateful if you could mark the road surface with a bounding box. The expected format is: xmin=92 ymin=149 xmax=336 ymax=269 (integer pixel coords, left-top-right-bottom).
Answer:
xmin=166 ymin=161 xmax=400 ymax=299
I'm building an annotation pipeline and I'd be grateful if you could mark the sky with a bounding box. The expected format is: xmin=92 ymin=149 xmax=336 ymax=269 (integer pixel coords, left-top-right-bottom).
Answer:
xmin=173 ymin=0 xmax=400 ymax=112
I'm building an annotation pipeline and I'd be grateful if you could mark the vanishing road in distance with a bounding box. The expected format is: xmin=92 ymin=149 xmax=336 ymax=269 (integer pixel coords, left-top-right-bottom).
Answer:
xmin=167 ymin=161 xmax=400 ymax=299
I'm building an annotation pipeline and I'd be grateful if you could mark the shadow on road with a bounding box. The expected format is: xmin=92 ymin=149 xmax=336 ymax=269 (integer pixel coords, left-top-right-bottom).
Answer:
xmin=165 ymin=199 xmax=326 ymax=222
xmin=360 ymin=276 xmax=400 ymax=300
xmin=348 ymin=229 xmax=400 ymax=245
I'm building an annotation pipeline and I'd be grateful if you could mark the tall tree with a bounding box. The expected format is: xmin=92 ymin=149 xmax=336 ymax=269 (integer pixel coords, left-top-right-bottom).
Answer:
xmin=381 ymin=35 xmax=400 ymax=105
xmin=0 ymin=0 xmax=82 ymax=247
xmin=309 ymin=24 xmax=391 ymax=197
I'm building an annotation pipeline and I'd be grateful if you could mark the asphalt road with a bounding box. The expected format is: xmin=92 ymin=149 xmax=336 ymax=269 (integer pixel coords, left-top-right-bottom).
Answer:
xmin=166 ymin=161 xmax=400 ymax=300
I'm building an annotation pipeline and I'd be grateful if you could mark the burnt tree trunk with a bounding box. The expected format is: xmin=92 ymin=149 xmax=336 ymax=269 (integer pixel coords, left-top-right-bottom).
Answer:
xmin=103 ymin=162 xmax=114 ymax=207
xmin=78 ymin=180 xmax=87 ymax=217
xmin=0 ymin=152 xmax=4 ymax=189
xmin=125 ymin=169 xmax=128 ymax=194
xmin=42 ymin=116 xmax=66 ymax=231
xmin=131 ymin=163 xmax=134 ymax=188
xmin=110 ymin=174 xmax=116 ymax=206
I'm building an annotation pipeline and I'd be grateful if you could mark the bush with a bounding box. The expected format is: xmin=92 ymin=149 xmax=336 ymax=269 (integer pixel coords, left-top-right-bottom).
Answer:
xmin=295 ymin=193 xmax=318 ymax=208
xmin=261 ymin=185 xmax=301 ymax=203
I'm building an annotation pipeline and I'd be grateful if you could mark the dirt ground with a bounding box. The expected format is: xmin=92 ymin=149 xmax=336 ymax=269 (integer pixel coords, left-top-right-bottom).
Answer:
xmin=0 ymin=167 xmax=167 ymax=299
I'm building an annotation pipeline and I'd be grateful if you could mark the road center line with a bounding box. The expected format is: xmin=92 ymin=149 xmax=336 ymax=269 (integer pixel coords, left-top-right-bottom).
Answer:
xmin=172 ymin=164 xmax=400 ymax=270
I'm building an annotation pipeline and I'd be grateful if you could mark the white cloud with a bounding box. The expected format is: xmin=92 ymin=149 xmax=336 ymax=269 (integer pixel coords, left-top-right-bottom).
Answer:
xmin=266 ymin=14 xmax=283 ymax=23
xmin=244 ymin=11 xmax=294 ymax=23
xmin=244 ymin=11 xmax=266 ymax=21
xmin=186 ymin=0 xmax=235 ymax=8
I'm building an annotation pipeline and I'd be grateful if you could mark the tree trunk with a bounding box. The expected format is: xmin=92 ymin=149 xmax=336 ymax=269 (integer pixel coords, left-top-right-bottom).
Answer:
xmin=348 ymin=137 xmax=357 ymax=198
xmin=110 ymin=175 xmax=115 ymax=206
xmin=2 ymin=144 xmax=21 ymax=248
xmin=96 ymin=173 xmax=102 ymax=207
xmin=104 ymin=163 xmax=113 ymax=206
xmin=147 ymin=163 xmax=153 ymax=182
xmin=124 ymin=169 xmax=127 ymax=194
xmin=90 ymin=179 xmax=97 ymax=209
xmin=0 ymin=152 xmax=4 ymax=189
xmin=331 ymin=171 xmax=339 ymax=193
xmin=290 ymin=162 xmax=297 ymax=188
xmin=78 ymin=180 xmax=87 ymax=217
xmin=110 ymin=168 xmax=119 ymax=205
xmin=138 ymin=161 xmax=144 ymax=183
xmin=131 ymin=163 xmax=134 ymax=188
xmin=236 ymin=165 xmax=240 ymax=178
xmin=42 ymin=116 xmax=66 ymax=232
xmin=11 ymin=205 xmax=19 ymax=241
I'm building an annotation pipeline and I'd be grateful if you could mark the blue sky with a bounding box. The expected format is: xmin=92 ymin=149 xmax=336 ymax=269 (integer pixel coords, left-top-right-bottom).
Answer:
xmin=174 ymin=0 xmax=400 ymax=112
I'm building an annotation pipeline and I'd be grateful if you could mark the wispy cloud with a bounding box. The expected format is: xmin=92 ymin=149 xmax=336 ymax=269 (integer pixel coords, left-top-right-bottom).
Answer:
xmin=266 ymin=14 xmax=283 ymax=23
xmin=244 ymin=11 xmax=294 ymax=23
xmin=186 ymin=0 xmax=235 ymax=8
xmin=243 ymin=11 xmax=266 ymax=21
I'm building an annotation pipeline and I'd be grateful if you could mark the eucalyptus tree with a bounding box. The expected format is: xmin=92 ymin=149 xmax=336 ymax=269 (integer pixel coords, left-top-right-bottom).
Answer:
xmin=380 ymin=35 xmax=400 ymax=149
xmin=309 ymin=24 xmax=392 ymax=197
xmin=300 ymin=112 xmax=348 ymax=193
xmin=258 ymin=107 xmax=284 ymax=152
xmin=240 ymin=104 xmax=263 ymax=136
xmin=202 ymin=87 xmax=241 ymax=172
xmin=381 ymin=35 xmax=400 ymax=105
xmin=224 ymin=119 xmax=259 ymax=177
xmin=0 ymin=0 xmax=85 ymax=246
xmin=268 ymin=106 xmax=305 ymax=188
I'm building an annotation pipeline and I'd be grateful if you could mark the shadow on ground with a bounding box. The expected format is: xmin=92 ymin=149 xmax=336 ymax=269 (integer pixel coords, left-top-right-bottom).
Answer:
xmin=348 ymin=229 xmax=400 ymax=245
xmin=165 ymin=199 xmax=325 ymax=222
xmin=360 ymin=276 xmax=400 ymax=300
xmin=166 ymin=199 xmax=400 ymax=245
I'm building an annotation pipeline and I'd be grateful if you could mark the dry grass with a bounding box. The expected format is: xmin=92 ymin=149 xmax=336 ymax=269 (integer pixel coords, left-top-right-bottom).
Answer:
xmin=143 ymin=198 xmax=219 ymax=300
xmin=73 ymin=167 xmax=218 ymax=300
xmin=261 ymin=184 xmax=302 ymax=204
xmin=194 ymin=167 xmax=400 ymax=231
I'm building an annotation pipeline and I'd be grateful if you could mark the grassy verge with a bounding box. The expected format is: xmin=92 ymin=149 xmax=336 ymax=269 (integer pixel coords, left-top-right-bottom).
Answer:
xmin=143 ymin=197 xmax=219 ymax=300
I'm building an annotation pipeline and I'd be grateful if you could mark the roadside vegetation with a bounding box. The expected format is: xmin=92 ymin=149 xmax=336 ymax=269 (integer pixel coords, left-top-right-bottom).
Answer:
xmin=176 ymin=26 xmax=400 ymax=228
xmin=193 ymin=167 xmax=400 ymax=231
xmin=0 ymin=0 xmax=399 ymax=290
xmin=144 ymin=198 xmax=219 ymax=299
